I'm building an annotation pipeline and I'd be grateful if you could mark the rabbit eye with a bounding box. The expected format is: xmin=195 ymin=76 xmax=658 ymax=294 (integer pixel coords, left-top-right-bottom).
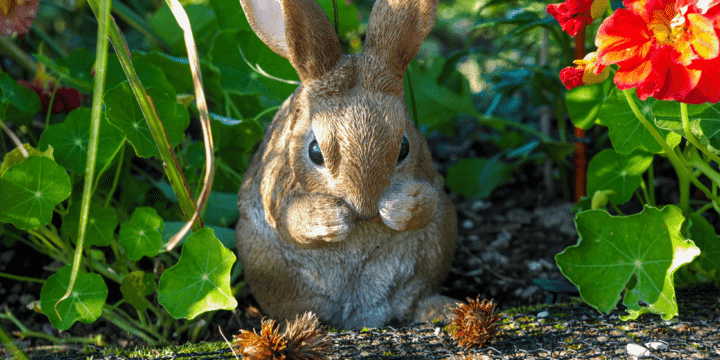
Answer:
xmin=397 ymin=135 xmax=409 ymax=164
xmin=308 ymin=139 xmax=324 ymax=166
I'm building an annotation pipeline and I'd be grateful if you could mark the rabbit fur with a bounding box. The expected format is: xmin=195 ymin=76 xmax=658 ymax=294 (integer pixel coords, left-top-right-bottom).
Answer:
xmin=235 ymin=0 xmax=458 ymax=329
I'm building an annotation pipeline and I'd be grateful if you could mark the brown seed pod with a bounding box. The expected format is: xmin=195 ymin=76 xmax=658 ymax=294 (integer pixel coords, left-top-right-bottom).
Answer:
xmin=284 ymin=312 xmax=332 ymax=360
xmin=233 ymin=318 xmax=288 ymax=360
xmin=449 ymin=296 xmax=499 ymax=349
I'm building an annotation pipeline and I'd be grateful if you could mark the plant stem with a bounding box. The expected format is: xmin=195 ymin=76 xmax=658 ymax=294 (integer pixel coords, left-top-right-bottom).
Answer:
xmin=688 ymin=147 xmax=720 ymax=188
xmin=622 ymin=89 xmax=720 ymax=205
xmin=101 ymin=306 xmax=160 ymax=344
xmin=0 ymin=323 xmax=29 ymax=360
xmin=647 ymin=161 xmax=656 ymax=206
xmin=677 ymin=147 xmax=691 ymax=218
xmin=103 ymin=140 xmax=126 ymax=208
xmin=45 ymin=78 xmax=61 ymax=129
xmin=0 ymin=311 xmax=103 ymax=346
xmin=681 ymin=102 xmax=720 ymax=166
xmin=0 ymin=272 xmax=44 ymax=284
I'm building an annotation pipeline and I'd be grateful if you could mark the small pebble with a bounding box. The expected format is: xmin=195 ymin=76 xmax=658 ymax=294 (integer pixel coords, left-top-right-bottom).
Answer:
xmin=645 ymin=341 xmax=668 ymax=351
xmin=471 ymin=200 xmax=491 ymax=211
xmin=537 ymin=311 xmax=549 ymax=318
xmin=462 ymin=219 xmax=474 ymax=230
xmin=627 ymin=343 xmax=651 ymax=359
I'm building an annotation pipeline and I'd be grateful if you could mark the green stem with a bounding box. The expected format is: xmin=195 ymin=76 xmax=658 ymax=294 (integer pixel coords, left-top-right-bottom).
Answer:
xmin=56 ymin=0 xmax=112 ymax=315
xmin=0 ymin=323 xmax=29 ymax=360
xmin=101 ymin=306 xmax=160 ymax=344
xmin=0 ymin=272 xmax=44 ymax=284
xmin=469 ymin=109 xmax=553 ymax=142
xmin=102 ymin=140 xmax=126 ymax=207
xmin=622 ymin=89 xmax=720 ymax=205
xmin=681 ymin=102 xmax=720 ymax=166
xmin=45 ymin=77 xmax=61 ymax=129
xmin=688 ymin=147 xmax=720 ymax=188
xmin=678 ymin=147 xmax=691 ymax=218
xmin=0 ymin=311 xmax=102 ymax=346
xmin=647 ymin=161 xmax=656 ymax=206
xmin=87 ymin=0 xmax=202 ymax=232
xmin=638 ymin=179 xmax=650 ymax=206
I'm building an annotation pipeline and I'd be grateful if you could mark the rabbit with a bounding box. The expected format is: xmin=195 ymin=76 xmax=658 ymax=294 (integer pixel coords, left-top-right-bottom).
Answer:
xmin=235 ymin=0 xmax=458 ymax=330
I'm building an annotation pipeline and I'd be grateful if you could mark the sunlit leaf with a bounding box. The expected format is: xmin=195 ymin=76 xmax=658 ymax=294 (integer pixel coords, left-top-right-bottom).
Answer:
xmin=586 ymin=149 xmax=653 ymax=206
xmin=0 ymin=156 xmax=71 ymax=230
xmin=0 ymin=144 xmax=54 ymax=178
xmin=158 ymin=227 xmax=237 ymax=319
xmin=556 ymin=206 xmax=699 ymax=320
xmin=653 ymin=101 xmax=720 ymax=154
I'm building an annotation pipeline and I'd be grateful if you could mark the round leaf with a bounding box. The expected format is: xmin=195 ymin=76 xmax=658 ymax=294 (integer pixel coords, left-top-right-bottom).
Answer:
xmin=39 ymin=266 xmax=108 ymax=331
xmin=120 ymin=270 xmax=156 ymax=311
xmin=556 ymin=206 xmax=700 ymax=320
xmin=0 ymin=144 xmax=54 ymax=178
xmin=0 ymin=156 xmax=71 ymax=230
xmin=158 ymin=227 xmax=237 ymax=319
xmin=38 ymin=107 xmax=125 ymax=174
xmin=653 ymin=101 xmax=720 ymax=154
xmin=599 ymin=88 xmax=681 ymax=155
xmin=119 ymin=207 xmax=164 ymax=261
xmin=62 ymin=201 xmax=118 ymax=247
xmin=586 ymin=149 xmax=653 ymax=206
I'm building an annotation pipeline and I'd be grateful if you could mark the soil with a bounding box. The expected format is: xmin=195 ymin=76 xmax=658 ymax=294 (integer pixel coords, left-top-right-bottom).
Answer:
xmin=1 ymin=121 xmax=588 ymax=356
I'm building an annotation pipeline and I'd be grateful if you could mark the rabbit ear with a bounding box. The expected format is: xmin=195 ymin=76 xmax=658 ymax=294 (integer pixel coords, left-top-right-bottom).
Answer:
xmin=363 ymin=0 xmax=438 ymax=75
xmin=239 ymin=0 xmax=343 ymax=84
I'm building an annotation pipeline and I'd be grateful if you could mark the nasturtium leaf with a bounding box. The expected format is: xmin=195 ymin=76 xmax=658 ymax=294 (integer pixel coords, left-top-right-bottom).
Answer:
xmin=119 ymin=207 xmax=164 ymax=261
xmin=149 ymin=4 xmax=218 ymax=56
xmin=446 ymin=157 xmax=515 ymax=200
xmin=158 ymin=227 xmax=238 ymax=319
xmin=161 ymin=221 xmax=237 ymax=249
xmin=210 ymin=30 xmax=298 ymax=101
xmin=566 ymin=76 xmax=614 ymax=129
xmin=105 ymin=82 xmax=190 ymax=158
xmin=120 ymin=270 xmax=156 ymax=311
xmin=0 ymin=72 xmax=41 ymax=125
xmin=62 ymin=201 xmax=118 ymax=247
xmin=679 ymin=213 xmax=720 ymax=284
xmin=38 ymin=107 xmax=124 ymax=174
xmin=405 ymin=60 xmax=475 ymax=133
xmin=0 ymin=156 xmax=71 ymax=230
xmin=39 ymin=265 xmax=108 ymax=331
xmin=652 ymin=101 xmax=720 ymax=154
xmin=317 ymin=0 xmax=360 ymax=37
xmin=0 ymin=144 xmax=54 ymax=178
xmin=208 ymin=0 xmax=250 ymax=31
xmin=210 ymin=112 xmax=264 ymax=152
xmin=134 ymin=52 xmax=224 ymax=103
xmin=586 ymin=149 xmax=653 ymax=206
xmin=556 ymin=206 xmax=700 ymax=320
xmin=599 ymin=88 xmax=681 ymax=155
xmin=37 ymin=49 xmax=95 ymax=92
xmin=130 ymin=53 xmax=177 ymax=98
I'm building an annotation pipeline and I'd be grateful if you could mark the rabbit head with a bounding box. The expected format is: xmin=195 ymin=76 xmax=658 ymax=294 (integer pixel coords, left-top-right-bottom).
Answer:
xmin=240 ymin=0 xmax=441 ymax=238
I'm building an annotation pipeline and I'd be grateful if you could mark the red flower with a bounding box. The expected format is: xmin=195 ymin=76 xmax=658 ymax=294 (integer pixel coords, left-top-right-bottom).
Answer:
xmin=0 ymin=0 xmax=40 ymax=37
xmin=547 ymin=0 xmax=609 ymax=37
xmin=560 ymin=52 xmax=610 ymax=90
xmin=18 ymin=79 xmax=83 ymax=113
xmin=595 ymin=0 xmax=720 ymax=104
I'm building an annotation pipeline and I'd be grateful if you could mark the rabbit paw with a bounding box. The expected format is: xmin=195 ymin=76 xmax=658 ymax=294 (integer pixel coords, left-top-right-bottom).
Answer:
xmin=285 ymin=195 xmax=355 ymax=244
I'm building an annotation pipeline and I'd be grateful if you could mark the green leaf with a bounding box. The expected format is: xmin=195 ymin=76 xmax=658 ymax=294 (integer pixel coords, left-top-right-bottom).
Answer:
xmin=556 ymin=205 xmax=700 ymax=320
xmin=36 ymin=49 xmax=95 ymax=92
xmin=317 ymin=0 xmax=360 ymax=37
xmin=0 ymin=156 xmax=71 ymax=230
xmin=653 ymin=101 xmax=720 ymax=153
xmin=133 ymin=52 xmax=224 ymax=103
xmin=210 ymin=30 xmax=298 ymax=101
xmin=149 ymin=4 xmax=218 ymax=56
xmin=599 ymin=88 xmax=681 ymax=154
xmin=0 ymin=72 xmax=41 ymax=125
xmin=208 ymin=0 xmax=250 ymax=31
xmin=38 ymin=107 xmax=125 ymax=174
xmin=119 ymin=207 xmax=164 ymax=261
xmin=158 ymin=227 xmax=238 ymax=319
xmin=405 ymin=59 xmax=475 ymax=133
xmin=105 ymin=82 xmax=190 ymax=158
xmin=566 ymin=77 xmax=614 ymax=129
xmin=677 ymin=213 xmax=720 ymax=284
xmin=210 ymin=112 xmax=263 ymax=152
xmin=0 ymin=144 xmax=54 ymax=178
xmin=203 ymin=191 xmax=240 ymax=227
xmin=129 ymin=53 xmax=177 ymax=98
xmin=120 ymin=270 xmax=156 ymax=311
xmin=586 ymin=149 xmax=653 ymax=206
xmin=62 ymin=201 xmax=118 ymax=247
xmin=39 ymin=266 xmax=108 ymax=331
xmin=446 ymin=157 xmax=515 ymax=200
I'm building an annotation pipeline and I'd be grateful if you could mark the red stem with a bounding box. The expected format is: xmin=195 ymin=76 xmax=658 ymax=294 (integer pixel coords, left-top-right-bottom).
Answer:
xmin=573 ymin=26 xmax=587 ymax=202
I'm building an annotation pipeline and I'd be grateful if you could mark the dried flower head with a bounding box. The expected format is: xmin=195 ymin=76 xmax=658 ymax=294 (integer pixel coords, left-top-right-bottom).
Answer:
xmin=233 ymin=318 xmax=287 ymax=360
xmin=284 ymin=312 xmax=332 ymax=360
xmin=449 ymin=296 xmax=499 ymax=349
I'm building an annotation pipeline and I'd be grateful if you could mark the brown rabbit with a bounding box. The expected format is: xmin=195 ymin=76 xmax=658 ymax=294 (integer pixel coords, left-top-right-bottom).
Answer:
xmin=235 ymin=0 xmax=458 ymax=329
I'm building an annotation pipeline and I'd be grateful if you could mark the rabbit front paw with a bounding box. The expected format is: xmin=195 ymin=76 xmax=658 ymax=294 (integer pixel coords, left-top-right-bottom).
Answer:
xmin=284 ymin=194 xmax=355 ymax=244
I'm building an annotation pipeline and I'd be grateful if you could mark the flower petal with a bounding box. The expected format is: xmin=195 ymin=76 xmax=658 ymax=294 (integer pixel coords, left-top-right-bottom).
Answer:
xmin=685 ymin=13 xmax=719 ymax=60
xmin=596 ymin=9 xmax=652 ymax=65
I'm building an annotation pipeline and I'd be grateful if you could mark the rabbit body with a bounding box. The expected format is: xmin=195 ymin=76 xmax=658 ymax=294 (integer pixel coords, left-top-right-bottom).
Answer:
xmin=236 ymin=0 xmax=458 ymax=329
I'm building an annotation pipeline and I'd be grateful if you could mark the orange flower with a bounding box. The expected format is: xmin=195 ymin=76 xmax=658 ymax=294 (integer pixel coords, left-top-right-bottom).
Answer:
xmin=595 ymin=0 xmax=720 ymax=104
xmin=0 ymin=0 xmax=40 ymax=37
xmin=547 ymin=0 xmax=609 ymax=36
xmin=560 ymin=52 xmax=611 ymax=89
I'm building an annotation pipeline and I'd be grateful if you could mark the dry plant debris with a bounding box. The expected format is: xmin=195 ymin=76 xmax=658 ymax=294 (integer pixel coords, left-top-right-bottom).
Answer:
xmin=233 ymin=312 xmax=331 ymax=360
xmin=449 ymin=296 xmax=499 ymax=349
